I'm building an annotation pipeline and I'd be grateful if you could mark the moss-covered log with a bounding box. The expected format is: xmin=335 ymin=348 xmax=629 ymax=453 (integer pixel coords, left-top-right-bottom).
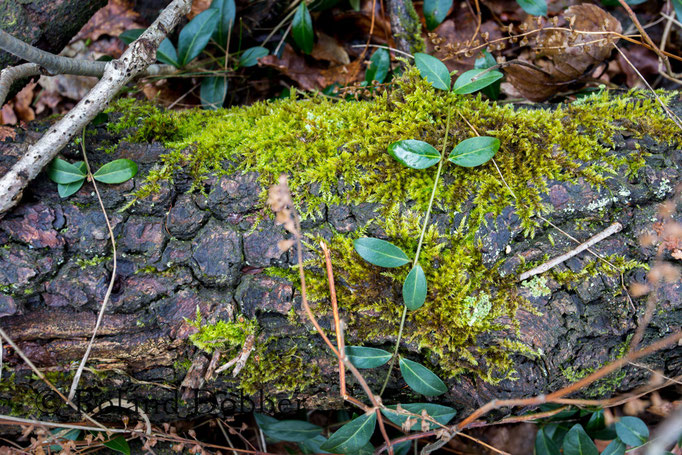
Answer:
xmin=0 ymin=73 xmax=681 ymax=425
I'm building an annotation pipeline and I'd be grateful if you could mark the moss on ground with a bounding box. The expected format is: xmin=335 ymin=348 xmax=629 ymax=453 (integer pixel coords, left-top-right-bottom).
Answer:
xmin=107 ymin=67 xmax=679 ymax=383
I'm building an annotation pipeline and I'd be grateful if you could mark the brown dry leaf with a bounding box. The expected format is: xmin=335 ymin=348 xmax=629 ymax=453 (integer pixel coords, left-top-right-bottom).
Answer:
xmin=0 ymin=126 xmax=15 ymax=141
xmin=426 ymin=15 xmax=502 ymax=75
xmin=260 ymin=45 xmax=328 ymax=91
xmin=320 ymin=59 xmax=364 ymax=87
xmin=541 ymin=5 xmax=621 ymax=79
xmin=629 ymin=282 xmax=650 ymax=297
xmin=504 ymin=4 xmax=621 ymax=101
xmin=503 ymin=63 xmax=559 ymax=101
xmin=189 ymin=0 xmax=212 ymax=19
xmin=328 ymin=2 xmax=392 ymax=59
xmin=75 ymin=0 xmax=145 ymax=42
xmin=14 ymin=82 xmax=36 ymax=123
xmin=312 ymin=32 xmax=350 ymax=65
xmin=0 ymin=104 xmax=17 ymax=125
xmin=615 ymin=45 xmax=659 ymax=88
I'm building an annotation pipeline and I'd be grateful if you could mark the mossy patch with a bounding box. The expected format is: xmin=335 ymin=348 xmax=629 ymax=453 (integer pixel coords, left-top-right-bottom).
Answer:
xmin=187 ymin=308 xmax=257 ymax=354
xmin=108 ymin=67 xmax=679 ymax=383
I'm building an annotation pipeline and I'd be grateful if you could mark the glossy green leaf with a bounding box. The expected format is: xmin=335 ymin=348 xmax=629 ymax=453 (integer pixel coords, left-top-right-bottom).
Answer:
xmin=157 ymin=38 xmax=180 ymax=67
xmin=178 ymin=8 xmax=220 ymax=66
xmin=585 ymin=410 xmax=605 ymax=433
xmin=49 ymin=158 xmax=87 ymax=184
xmin=292 ymin=2 xmax=314 ymax=54
xmin=615 ymin=417 xmax=649 ymax=447
xmin=542 ymin=422 xmax=571 ymax=446
xmin=119 ymin=29 xmax=144 ymax=45
xmin=254 ymin=412 xmax=279 ymax=429
xmin=92 ymin=159 xmax=138 ymax=184
xmin=200 ymin=76 xmax=228 ymax=110
xmin=239 ymin=46 xmax=269 ymax=67
xmin=423 ymin=0 xmax=452 ymax=30
xmin=474 ymin=50 xmax=500 ymax=99
xmin=91 ymin=112 xmax=108 ymax=126
xmin=600 ymin=439 xmax=625 ymax=455
xmin=57 ymin=162 xmax=86 ymax=198
xmin=381 ymin=403 xmax=456 ymax=431
xmin=349 ymin=0 xmax=361 ymax=10
xmin=103 ymin=435 xmax=131 ymax=455
xmin=516 ymin=0 xmax=547 ymax=16
xmin=453 ymin=68 xmax=504 ymax=94
xmin=535 ymin=429 xmax=561 ymax=455
xmin=210 ymin=0 xmax=236 ymax=47
xmin=320 ymin=413 xmax=376 ymax=453
xmin=254 ymin=413 xmax=284 ymax=442
xmin=403 ymin=264 xmax=427 ymax=310
xmin=345 ymin=346 xmax=392 ymax=369
xmin=262 ymin=420 xmax=322 ymax=442
xmin=366 ymin=48 xmax=390 ymax=83
xmin=399 ymin=358 xmax=447 ymax=396
xmin=393 ymin=441 xmax=412 ymax=455
xmin=562 ymin=424 xmax=598 ymax=455
xmin=58 ymin=180 xmax=85 ymax=198
xmin=414 ymin=52 xmax=450 ymax=90
xmin=298 ymin=434 xmax=332 ymax=454
xmin=353 ymin=238 xmax=409 ymax=268
xmin=448 ymin=136 xmax=500 ymax=168
xmin=388 ymin=140 xmax=440 ymax=169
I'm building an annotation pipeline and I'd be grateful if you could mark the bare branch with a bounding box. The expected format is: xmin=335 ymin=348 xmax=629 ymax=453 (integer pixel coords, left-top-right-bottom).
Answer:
xmin=0 ymin=33 xmax=178 ymax=107
xmin=0 ymin=30 xmax=106 ymax=77
xmin=0 ymin=0 xmax=192 ymax=219
xmin=518 ymin=222 xmax=623 ymax=281
xmin=0 ymin=63 xmax=41 ymax=107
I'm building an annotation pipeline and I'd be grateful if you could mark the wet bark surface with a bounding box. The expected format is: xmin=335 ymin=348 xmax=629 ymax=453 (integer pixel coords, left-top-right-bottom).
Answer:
xmin=0 ymin=104 xmax=680 ymax=426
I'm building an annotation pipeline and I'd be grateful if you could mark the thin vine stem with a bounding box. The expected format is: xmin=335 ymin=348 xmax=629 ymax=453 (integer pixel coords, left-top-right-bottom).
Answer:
xmin=379 ymin=106 xmax=453 ymax=396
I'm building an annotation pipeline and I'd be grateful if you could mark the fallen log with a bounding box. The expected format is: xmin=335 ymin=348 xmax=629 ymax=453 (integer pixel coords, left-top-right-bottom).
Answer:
xmin=0 ymin=76 xmax=680 ymax=425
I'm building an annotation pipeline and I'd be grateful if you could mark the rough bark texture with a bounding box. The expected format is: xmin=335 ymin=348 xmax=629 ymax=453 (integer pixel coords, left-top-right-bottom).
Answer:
xmin=0 ymin=101 xmax=680 ymax=427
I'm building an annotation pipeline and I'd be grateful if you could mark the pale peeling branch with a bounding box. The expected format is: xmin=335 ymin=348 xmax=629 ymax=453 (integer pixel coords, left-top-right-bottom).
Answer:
xmin=0 ymin=0 xmax=192 ymax=219
xmin=518 ymin=222 xmax=623 ymax=282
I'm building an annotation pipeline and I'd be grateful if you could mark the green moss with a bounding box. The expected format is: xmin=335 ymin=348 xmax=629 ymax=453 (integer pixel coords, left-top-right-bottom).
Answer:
xmin=186 ymin=305 xmax=319 ymax=394
xmin=105 ymin=98 xmax=178 ymax=142
xmin=237 ymin=339 xmax=321 ymax=395
xmin=110 ymin=67 xmax=679 ymax=383
xmin=76 ymin=255 xmax=110 ymax=269
xmin=188 ymin=309 xmax=257 ymax=354
xmin=552 ymin=254 xmax=647 ymax=291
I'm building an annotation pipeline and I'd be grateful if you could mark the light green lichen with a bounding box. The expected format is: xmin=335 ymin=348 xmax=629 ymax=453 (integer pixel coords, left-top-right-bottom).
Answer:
xmin=522 ymin=276 xmax=552 ymax=297
xmin=107 ymin=67 xmax=679 ymax=383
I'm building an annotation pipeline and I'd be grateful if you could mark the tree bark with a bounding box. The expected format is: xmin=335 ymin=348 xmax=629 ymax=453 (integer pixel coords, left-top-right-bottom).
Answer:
xmin=0 ymin=100 xmax=680 ymax=426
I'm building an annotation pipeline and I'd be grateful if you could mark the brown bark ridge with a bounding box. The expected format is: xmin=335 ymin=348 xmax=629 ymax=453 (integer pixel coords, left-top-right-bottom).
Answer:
xmin=0 ymin=102 xmax=680 ymax=426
